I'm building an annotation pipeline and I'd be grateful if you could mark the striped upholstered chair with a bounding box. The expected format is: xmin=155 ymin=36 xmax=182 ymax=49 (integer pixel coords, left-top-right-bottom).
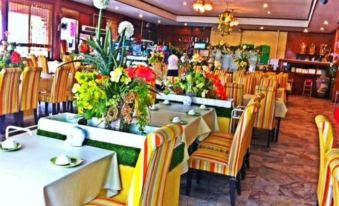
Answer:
xmin=39 ymin=65 xmax=70 ymax=114
xmin=225 ymin=82 xmax=243 ymax=107
xmin=19 ymin=67 xmax=42 ymax=124
xmin=259 ymin=77 xmax=278 ymax=90
xmin=277 ymin=72 xmax=289 ymax=89
xmin=315 ymin=115 xmax=335 ymax=206
xmin=237 ymin=74 xmax=256 ymax=95
xmin=0 ymin=68 xmax=22 ymax=133
xmin=62 ymin=55 xmax=76 ymax=112
xmin=186 ymin=102 xmax=260 ymax=206
xmin=27 ymin=54 xmax=38 ymax=68
xmin=327 ymin=149 xmax=339 ymax=206
xmin=254 ymin=85 xmax=276 ymax=148
xmin=37 ymin=55 xmax=49 ymax=74
xmin=84 ymin=124 xmax=183 ymax=206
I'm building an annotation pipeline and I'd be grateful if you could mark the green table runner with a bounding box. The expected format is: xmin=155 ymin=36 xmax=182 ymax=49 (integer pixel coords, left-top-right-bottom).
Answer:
xmin=37 ymin=129 xmax=184 ymax=171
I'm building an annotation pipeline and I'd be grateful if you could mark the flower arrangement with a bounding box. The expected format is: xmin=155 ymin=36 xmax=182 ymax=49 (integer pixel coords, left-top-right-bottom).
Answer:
xmin=72 ymin=0 xmax=155 ymax=132
xmin=174 ymin=71 xmax=212 ymax=98
xmin=73 ymin=66 xmax=154 ymax=131
xmin=205 ymin=72 xmax=227 ymax=100
xmin=148 ymin=51 xmax=164 ymax=65
xmin=0 ymin=41 xmax=23 ymax=70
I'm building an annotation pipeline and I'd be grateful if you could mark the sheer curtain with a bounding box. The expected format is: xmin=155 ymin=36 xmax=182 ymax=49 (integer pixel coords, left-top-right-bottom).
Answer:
xmin=8 ymin=0 xmax=52 ymax=56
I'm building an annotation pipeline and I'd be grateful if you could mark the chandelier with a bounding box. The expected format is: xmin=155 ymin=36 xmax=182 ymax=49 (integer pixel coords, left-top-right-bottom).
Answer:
xmin=193 ymin=0 xmax=213 ymax=13
xmin=217 ymin=10 xmax=239 ymax=35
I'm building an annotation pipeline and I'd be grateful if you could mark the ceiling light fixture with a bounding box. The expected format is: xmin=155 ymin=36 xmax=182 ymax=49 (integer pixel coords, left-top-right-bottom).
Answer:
xmin=263 ymin=3 xmax=268 ymax=8
xmin=260 ymin=26 xmax=264 ymax=30
xmin=138 ymin=13 xmax=143 ymax=18
xmin=183 ymin=1 xmax=187 ymax=6
xmin=217 ymin=10 xmax=239 ymax=36
xmin=324 ymin=20 xmax=329 ymax=25
xmin=304 ymin=28 xmax=308 ymax=33
xmin=192 ymin=0 xmax=213 ymax=13
xmin=320 ymin=27 xmax=325 ymax=31
xmin=267 ymin=10 xmax=271 ymax=14
xmin=114 ymin=6 xmax=119 ymax=10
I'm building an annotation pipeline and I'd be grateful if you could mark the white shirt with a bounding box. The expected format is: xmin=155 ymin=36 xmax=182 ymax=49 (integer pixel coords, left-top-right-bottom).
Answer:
xmin=168 ymin=54 xmax=179 ymax=70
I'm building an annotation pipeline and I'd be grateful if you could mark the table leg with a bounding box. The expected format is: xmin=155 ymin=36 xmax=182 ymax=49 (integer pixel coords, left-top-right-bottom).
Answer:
xmin=275 ymin=118 xmax=281 ymax=142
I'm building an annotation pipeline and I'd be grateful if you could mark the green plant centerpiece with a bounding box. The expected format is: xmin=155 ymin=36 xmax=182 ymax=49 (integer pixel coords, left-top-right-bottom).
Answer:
xmin=72 ymin=0 xmax=155 ymax=132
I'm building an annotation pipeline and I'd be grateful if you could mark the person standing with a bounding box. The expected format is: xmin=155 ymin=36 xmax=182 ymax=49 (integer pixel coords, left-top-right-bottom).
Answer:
xmin=167 ymin=50 xmax=179 ymax=76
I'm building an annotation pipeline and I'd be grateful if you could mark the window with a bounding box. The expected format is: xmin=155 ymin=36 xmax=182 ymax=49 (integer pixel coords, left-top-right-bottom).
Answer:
xmin=8 ymin=0 xmax=52 ymax=57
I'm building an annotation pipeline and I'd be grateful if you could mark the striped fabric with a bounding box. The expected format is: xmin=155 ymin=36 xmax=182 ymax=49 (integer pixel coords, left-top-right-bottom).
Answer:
xmin=237 ymin=74 xmax=256 ymax=95
xmin=39 ymin=65 xmax=70 ymax=103
xmin=214 ymin=70 xmax=232 ymax=85
xmin=37 ymin=55 xmax=49 ymax=73
xmin=27 ymin=54 xmax=38 ymax=68
xmin=20 ymin=67 xmax=42 ymax=111
xmin=199 ymin=95 xmax=264 ymax=153
xmin=328 ymin=149 xmax=339 ymax=206
xmin=62 ymin=55 xmax=76 ymax=101
xmin=190 ymin=103 xmax=260 ymax=177
xmin=199 ymin=132 xmax=233 ymax=152
xmin=225 ymin=83 xmax=243 ymax=107
xmin=232 ymin=70 xmax=245 ymax=83
xmin=0 ymin=68 xmax=22 ymax=115
xmin=254 ymin=86 xmax=276 ymax=130
xmin=277 ymin=72 xmax=289 ymax=89
xmin=85 ymin=124 xmax=183 ymax=206
xmin=259 ymin=77 xmax=278 ymax=90
xmin=315 ymin=115 xmax=335 ymax=206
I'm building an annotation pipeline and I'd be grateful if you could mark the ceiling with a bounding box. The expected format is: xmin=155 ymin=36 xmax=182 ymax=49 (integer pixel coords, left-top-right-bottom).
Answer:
xmin=72 ymin=0 xmax=339 ymax=33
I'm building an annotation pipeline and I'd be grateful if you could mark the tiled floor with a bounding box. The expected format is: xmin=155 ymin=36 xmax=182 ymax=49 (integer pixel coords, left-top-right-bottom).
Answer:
xmin=1 ymin=96 xmax=338 ymax=205
xmin=179 ymin=95 xmax=339 ymax=206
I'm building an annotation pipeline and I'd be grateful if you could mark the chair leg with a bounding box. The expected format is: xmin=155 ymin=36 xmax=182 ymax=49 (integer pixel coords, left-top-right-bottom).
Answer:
xmin=33 ymin=109 xmax=38 ymax=124
xmin=69 ymin=101 xmax=74 ymax=113
xmin=236 ymin=174 xmax=241 ymax=195
xmin=241 ymin=165 xmax=246 ymax=180
xmin=196 ymin=170 xmax=201 ymax=184
xmin=186 ymin=169 xmax=193 ymax=196
xmin=62 ymin=102 xmax=67 ymax=112
xmin=0 ymin=115 xmax=5 ymax=134
xmin=52 ymin=103 xmax=57 ymax=114
xmin=245 ymin=149 xmax=250 ymax=169
xmin=57 ymin=103 xmax=61 ymax=113
xmin=45 ymin=102 xmax=49 ymax=116
xmin=275 ymin=118 xmax=281 ymax=142
xmin=229 ymin=178 xmax=237 ymax=206
xmin=266 ymin=130 xmax=272 ymax=148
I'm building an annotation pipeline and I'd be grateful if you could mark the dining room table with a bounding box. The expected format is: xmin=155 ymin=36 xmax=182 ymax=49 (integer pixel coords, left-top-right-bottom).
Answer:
xmin=0 ymin=131 xmax=121 ymax=206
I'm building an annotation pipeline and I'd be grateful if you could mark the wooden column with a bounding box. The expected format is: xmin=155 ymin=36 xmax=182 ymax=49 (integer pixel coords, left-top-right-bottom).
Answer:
xmin=331 ymin=28 xmax=339 ymax=100
xmin=51 ymin=0 xmax=61 ymax=60
xmin=2 ymin=0 xmax=8 ymax=40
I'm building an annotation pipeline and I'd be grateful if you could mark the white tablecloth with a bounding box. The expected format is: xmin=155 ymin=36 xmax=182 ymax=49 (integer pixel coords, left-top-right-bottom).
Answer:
xmin=0 ymin=133 xmax=121 ymax=206
xmin=48 ymin=61 xmax=62 ymax=74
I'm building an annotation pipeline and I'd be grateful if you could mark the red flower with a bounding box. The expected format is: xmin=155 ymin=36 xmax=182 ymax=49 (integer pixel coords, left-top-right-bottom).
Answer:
xmin=205 ymin=72 xmax=227 ymax=100
xmin=126 ymin=65 xmax=156 ymax=83
xmin=11 ymin=51 xmax=21 ymax=65
xmin=96 ymin=74 xmax=103 ymax=80
xmin=79 ymin=42 xmax=90 ymax=54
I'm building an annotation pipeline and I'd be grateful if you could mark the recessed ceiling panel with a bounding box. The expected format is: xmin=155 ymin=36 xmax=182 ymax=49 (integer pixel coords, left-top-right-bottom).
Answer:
xmin=142 ymin=0 xmax=313 ymax=20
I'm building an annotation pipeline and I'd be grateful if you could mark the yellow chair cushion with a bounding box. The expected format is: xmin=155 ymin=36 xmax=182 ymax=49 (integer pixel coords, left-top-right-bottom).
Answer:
xmin=217 ymin=117 xmax=231 ymax=133
xmin=84 ymin=197 xmax=125 ymax=206
xmin=199 ymin=132 xmax=233 ymax=153
xmin=189 ymin=148 xmax=230 ymax=176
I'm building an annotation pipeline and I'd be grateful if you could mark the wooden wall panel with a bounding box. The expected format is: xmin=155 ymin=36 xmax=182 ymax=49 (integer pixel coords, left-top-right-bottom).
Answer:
xmin=285 ymin=32 xmax=335 ymax=59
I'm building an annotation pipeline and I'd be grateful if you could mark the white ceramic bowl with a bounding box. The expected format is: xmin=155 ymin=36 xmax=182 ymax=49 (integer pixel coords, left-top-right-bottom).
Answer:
xmin=200 ymin=105 xmax=206 ymax=109
xmin=188 ymin=109 xmax=196 ymax=115
xmin=2 ymin=139 xmax=17 ymax=149
xmin=172 ymin=116 xmax=181 ymax=123
xmin=55 ymin=154 xmax=71 ymax=165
